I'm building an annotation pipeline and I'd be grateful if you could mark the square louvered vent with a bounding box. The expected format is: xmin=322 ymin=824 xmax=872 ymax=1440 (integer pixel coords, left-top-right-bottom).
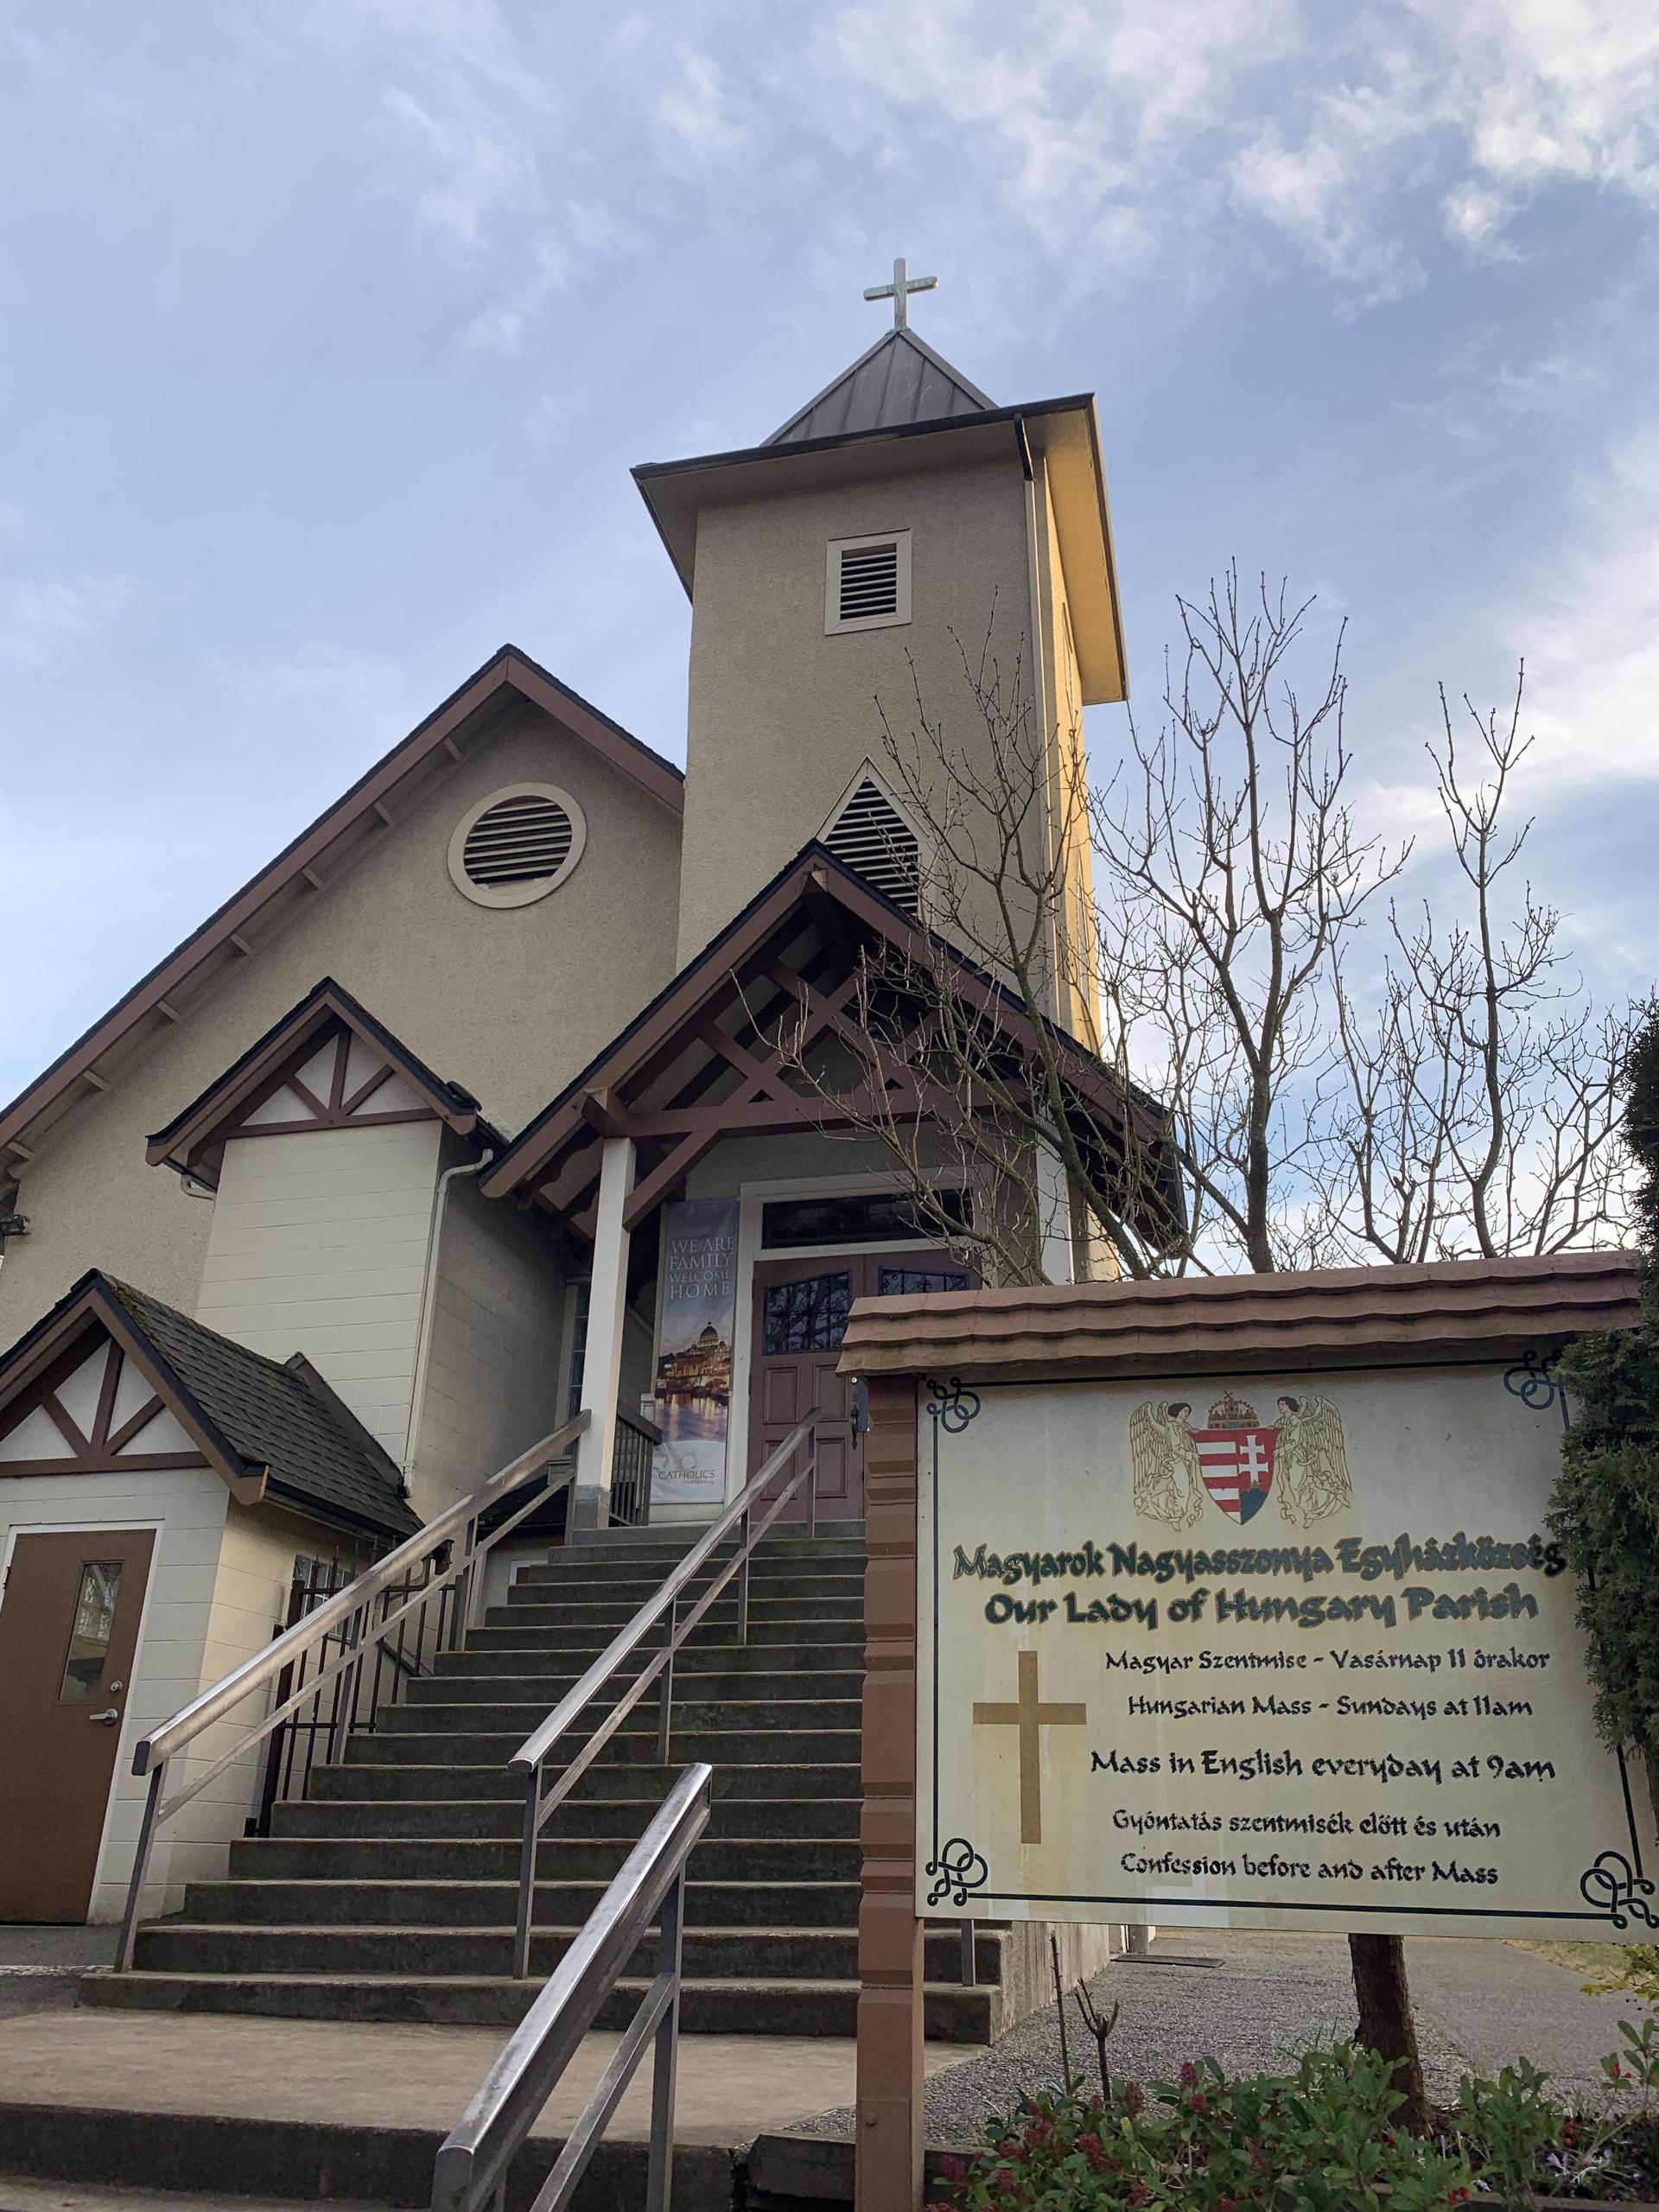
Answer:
xmin=826 ymin=530 xmax=912 ymax=634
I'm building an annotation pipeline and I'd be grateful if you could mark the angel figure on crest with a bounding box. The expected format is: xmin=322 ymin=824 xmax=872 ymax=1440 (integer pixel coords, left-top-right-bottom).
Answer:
xmin=1128 ymin=1399 xmax=1206 ymax=1530
xmin=1274 ymin=1395 xmax=1353 ymax=1528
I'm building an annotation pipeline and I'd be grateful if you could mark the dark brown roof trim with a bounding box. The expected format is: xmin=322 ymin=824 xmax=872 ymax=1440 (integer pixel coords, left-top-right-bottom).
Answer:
xmin=145 ymin=976 xmax=503 ymax=1183
xmin=633 ymin=391 xmax=1093 ymax=486
xmin=481 ymin=837 xmax=1174 ymax=1211
xmin=0 ymin=645 xmax=681 ymax=1166
xmin=837 ymin=1251 xmax=1642 ymax=1382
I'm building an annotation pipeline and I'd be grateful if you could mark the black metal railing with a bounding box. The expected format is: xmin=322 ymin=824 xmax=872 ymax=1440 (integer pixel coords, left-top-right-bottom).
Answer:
xmin=609 ymin=1407 xmax=661 ymax=1528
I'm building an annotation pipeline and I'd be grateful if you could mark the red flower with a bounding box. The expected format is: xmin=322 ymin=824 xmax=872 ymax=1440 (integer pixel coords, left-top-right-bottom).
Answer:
xmin=940 ymin=2156 xmax=967 ymax=2185
xmin=1179 ymin=2062 xmax=1200 ymax=2088
xmin=1121 ymin=2082 xmax=1146 ymax=2115
xmin=1190 ymin=2091 xmax=1210 ymax=2118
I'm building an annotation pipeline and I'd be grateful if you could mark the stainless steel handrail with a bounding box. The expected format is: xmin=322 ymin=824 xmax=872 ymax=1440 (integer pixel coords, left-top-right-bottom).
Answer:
xmin=112 ymin=1408 xmax=591 ymax=1971
xmin=508 ymin=1412 xmax=819 ymax=1978
xmin=431 ymin=1762 xmax=712 ymax=2212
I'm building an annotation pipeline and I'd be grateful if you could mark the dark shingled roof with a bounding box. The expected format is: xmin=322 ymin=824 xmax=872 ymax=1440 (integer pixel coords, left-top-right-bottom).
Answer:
xmin=104 ymin=1278 xmax=419 ymax=1538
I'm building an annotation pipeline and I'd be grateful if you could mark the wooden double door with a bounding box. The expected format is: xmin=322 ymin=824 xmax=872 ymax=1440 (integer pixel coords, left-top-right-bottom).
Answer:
xmin=0 ymin=1526 xmax=155 ymax=1922
xmin=747 ymin=1252 xmax=971 ymax=1522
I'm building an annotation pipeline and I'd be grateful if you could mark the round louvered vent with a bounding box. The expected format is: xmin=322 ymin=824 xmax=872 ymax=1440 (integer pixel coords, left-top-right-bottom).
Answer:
xmin=448 ymin=783 xmax=587 ymax=909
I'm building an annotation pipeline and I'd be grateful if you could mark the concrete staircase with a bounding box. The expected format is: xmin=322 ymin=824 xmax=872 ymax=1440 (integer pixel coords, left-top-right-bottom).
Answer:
xmin=84 ymin=1529 xmax=1007 ymax=2042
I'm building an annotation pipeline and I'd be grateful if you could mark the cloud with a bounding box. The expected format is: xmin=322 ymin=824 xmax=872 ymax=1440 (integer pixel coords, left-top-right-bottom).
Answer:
xmin=652 ymin=51 xmax=747 ymax=171
xmin=0 ymin=572 xmax=159 ymax=667
xmin=1501 ymin=419 xmax=1659 ymax=786
xmin=801 ymin=0 xmax=1659 ymax=303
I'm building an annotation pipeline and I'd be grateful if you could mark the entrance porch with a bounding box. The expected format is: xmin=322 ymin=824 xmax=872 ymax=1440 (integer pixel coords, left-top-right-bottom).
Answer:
xmin=480 ymin=843 xmax=1152 ymax=1539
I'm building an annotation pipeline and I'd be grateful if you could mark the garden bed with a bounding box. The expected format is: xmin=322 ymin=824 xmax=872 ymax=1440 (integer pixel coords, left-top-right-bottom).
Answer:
xmin=925 ymin=2029 xmax=1659 ymax=2210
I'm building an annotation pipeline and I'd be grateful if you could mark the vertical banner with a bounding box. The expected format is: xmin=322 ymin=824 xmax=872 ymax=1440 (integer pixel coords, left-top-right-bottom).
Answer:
xmin=651 ymin=1198 xmax=739 ymax=1508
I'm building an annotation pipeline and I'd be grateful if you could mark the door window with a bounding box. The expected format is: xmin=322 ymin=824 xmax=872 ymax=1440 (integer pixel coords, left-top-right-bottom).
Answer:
xmin=876 ymin=1267 xmax=971 ymax=1297
xmin=763 ymin=1270 xmax=853 ymax=1355
xmin=58 ymin=1560 xmax=123 ymax=1701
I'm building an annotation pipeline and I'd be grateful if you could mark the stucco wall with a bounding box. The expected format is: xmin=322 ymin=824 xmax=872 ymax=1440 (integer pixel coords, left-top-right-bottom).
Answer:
xmin=412 ymin=1145 xmax=569 ymax=1523
xmin=0 ymin=697 xmax=683 ymax=1348
xmin=157 ymin=1497 xmax=373 ymax=1916
xmin=676 ymin=454 xmax=1039 ymax=969
xmin=194 ymin=1121 xmax=442 ymax=1469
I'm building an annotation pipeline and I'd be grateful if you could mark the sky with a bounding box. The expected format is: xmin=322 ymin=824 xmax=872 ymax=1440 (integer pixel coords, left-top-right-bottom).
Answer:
xmin=2 ymin=0 xmax=1656 ymax=1105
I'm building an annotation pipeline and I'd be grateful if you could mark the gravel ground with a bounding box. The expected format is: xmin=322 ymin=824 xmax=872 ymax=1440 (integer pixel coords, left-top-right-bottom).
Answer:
xmin=803 ymin=1929 xmax=1649 ymax=2145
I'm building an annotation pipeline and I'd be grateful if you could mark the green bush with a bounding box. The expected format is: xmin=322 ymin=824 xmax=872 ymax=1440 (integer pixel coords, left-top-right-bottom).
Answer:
xmin=925 ymin=2034 xmax=1659 ymax=2210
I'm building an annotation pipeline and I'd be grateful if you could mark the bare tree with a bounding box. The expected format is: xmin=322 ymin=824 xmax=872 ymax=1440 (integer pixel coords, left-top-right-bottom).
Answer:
xmin=1319 ymin=671 xmax=1634 ymax=1266
xmin=781 ymin=569 xmax=1634 ymax=2133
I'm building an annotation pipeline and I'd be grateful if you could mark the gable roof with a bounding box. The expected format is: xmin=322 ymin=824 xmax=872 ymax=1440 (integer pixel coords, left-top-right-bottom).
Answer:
xmin=0 ymin=1270 xmax=419 ymax=1538
xmin=0 ymin=645 xmax=682 ymax=1174
xmin=480 ymin=838 xmax=1179 ymax=1243
xmin=146 ymin=976 xmax=504 ymax=1186
xmin=766 ymin=328 xmax=995 ymax=446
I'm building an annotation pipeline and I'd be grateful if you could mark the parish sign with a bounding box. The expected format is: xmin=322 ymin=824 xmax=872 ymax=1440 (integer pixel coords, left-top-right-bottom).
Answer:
xmin=917 ymin=1358 xmax=1650 ymax=1942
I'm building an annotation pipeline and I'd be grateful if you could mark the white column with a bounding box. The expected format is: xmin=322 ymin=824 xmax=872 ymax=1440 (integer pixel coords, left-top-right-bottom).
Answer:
xmin=575 ymin=1136 xmax=636 ymax=1533
xmin=1034 ymin=1137 xmax=1074 ymax=1285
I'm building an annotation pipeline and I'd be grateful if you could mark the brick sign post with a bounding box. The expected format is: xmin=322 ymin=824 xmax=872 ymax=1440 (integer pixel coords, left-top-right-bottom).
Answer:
xmin=843 ymin=1255 xmax=1643 ymax=2211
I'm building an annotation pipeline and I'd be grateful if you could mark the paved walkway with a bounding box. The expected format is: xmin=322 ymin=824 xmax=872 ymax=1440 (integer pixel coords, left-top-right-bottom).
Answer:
xmin=0 ymin=2006 xmax=961 ymax=2150
xmin=804 ymin=1929 xmax=1650 ymax=2143
xmin=0 ymin=1930 xmax=113 ymax=2020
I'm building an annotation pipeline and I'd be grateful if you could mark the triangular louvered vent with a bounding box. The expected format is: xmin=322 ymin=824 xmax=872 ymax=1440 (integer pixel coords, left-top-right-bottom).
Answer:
xmin=824 ymin=778 xmax=920 ymax=915
xmin=837 ymin=541 xmax=899 ymax=625
xmin=461 ymin=792 xmax=575 ymax=889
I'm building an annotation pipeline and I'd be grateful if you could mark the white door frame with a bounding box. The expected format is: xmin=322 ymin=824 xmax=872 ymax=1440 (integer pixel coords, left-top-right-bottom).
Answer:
xmin=0 ymin=1513 xmax=166 ymax=1923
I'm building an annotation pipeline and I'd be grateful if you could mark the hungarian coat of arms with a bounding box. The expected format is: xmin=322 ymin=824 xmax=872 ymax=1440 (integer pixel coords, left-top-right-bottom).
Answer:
xmin=1128 ymin=1390 xmax=1353 ymax=1532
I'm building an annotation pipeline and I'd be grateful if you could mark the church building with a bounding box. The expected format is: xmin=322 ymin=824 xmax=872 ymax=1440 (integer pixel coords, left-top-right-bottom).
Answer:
xmin=0 ymin=271 xmax=1154 ymax=2031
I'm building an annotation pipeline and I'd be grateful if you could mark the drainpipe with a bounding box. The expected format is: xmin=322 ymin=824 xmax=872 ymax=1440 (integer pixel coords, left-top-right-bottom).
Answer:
xmin=402 ymin=1144 xmax=496 ymax=1491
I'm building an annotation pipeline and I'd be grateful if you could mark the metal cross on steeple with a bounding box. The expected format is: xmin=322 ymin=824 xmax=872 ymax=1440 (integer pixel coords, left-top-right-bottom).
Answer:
xmin=863 ymin=256 xmax=938 ymax=331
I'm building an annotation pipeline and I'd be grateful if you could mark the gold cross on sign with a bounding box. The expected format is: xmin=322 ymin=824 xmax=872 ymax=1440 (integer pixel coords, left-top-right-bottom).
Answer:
xmin=972 ymin=1649 xmax=1087 ymax=1846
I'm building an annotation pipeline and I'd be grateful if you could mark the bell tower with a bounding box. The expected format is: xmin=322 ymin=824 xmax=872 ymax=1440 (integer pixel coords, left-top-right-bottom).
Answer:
xmin=632 ymin=265 xmax=1127 ymax=1041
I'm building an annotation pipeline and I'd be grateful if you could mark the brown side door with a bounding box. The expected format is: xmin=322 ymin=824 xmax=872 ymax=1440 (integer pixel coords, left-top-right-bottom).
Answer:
xmin=748 ymin=1254 xmax=972 ymax=1522
xmin=0 ymin=1528 xmax=155 ymax=1922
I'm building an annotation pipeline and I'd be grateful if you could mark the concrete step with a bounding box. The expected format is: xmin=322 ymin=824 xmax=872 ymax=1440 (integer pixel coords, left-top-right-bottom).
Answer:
xmin=480 ymin=1601 xmax=862 ymax=1637
xmin=131 ymin=1922 xmax=1003 ymax=1987
xmin=430 ymin=1637 xmax=859 ymax=1679
xmin=270 ymin=1798 xmax=861 ymax=1848
xmin=376 ymin=1695 xmax=862 ymax=1737
xmin=464 ymin=1618 xmax=863 ymax=1652
xmin=80 ymin=1970 xmax=995 ymax=2042
xmin=181 ymin=1876 xmax=863 ymax=1930
xmin=237 ymin=1834 xmax=863 ymax=1883
xmin=303 ymin=1757 xmax=860 ymax=1805
xmin=404 ymin=1665 xmax=865 ymax=1705
xmin=508 ymin=1560 xmax=865 ymax=1593
xmin=345 ymin=1726 xmax=860 ymax=1769
xmin=302 ymin=1751 xmax=862 ymax=1804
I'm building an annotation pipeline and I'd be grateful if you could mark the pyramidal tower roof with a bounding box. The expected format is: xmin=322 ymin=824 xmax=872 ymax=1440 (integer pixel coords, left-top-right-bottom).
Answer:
xmin=765 ymin=326 xmax=995 ymax=447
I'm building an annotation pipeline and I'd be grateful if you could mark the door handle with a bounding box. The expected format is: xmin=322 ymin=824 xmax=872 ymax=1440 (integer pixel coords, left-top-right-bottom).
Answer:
xmin=88 ymin=1708 xmax=122 ymax=1726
